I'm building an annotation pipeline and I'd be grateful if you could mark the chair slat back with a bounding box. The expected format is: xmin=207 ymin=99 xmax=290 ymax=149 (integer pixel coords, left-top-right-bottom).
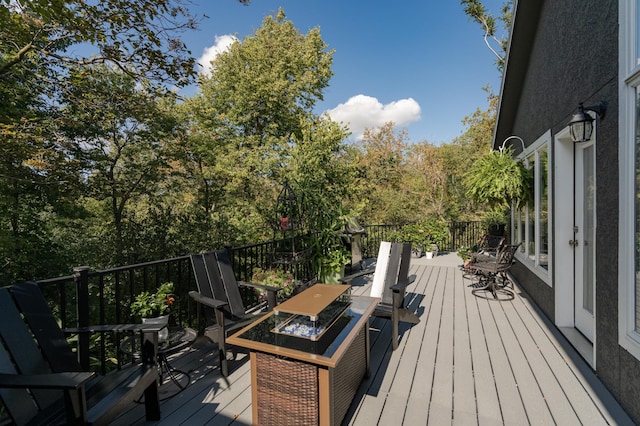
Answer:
xmin=370 ymin=241 xmax=392 ymax=300
xmin=396 ymin=243 xmax=412 ymax=282
xmin=191 ymin=253 xmax=228 ymax=322
xmin=191 ymin=254 xmax=215 ymax=300
xmin=11 ymin=282 xmax=80 ymax=373
xmin=214 ymin=250 xmax=248 ymax=318
xmin=203 ymin=251 xmax=229 ymax=304
xmin=380 ymin=243 xmax=403 ymax=306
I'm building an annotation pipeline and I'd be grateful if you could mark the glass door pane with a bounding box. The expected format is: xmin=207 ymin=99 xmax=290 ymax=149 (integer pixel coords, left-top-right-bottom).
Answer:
xmin=582 ymin=145 xmax=595 ymax=314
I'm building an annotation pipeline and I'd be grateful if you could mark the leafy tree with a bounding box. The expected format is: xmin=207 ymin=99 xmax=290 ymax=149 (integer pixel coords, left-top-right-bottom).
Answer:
xmin=461 ymin=0 xmax=513 ymax=72
xmin=0 ymin=0 xmax=199 ymax=87
xmin=355 ymin=122 xmax=414 ymax=224
xmin=61 ymin=66 xmax=178 ymax=266
xmin=180 ymin=8 xmax=337 ymax=245
xmin=0 ymin=0 xmax=216 ymax=278
xmin=438 ymin=90 xmax=497 ymax=219
xmin=405 ymin=142 xmax=448 ymax=219
xmin=0 ymin=57 xmax=85 ymax=282
xmin=289 ymin=115 xmax=353 ymax=226
xmin=199 ymin=8 xmax=334 ymax=141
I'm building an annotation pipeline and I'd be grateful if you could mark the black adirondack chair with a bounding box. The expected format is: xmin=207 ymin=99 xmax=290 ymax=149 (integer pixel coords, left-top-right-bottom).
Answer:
xmin=0 ymin=282 xmax=161 ymax=425
xmin=189 ymin=250 xmax=281 ymax=376
xmin=373 ymin=242 xmax=419 ymax=350
xmin=342 ymin=241 xmax=419 ymax=350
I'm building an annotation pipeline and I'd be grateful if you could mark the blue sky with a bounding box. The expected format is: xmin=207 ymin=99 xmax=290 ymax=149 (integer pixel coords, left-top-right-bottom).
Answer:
xmin=180 ymin=1 xmax=507 ymax=144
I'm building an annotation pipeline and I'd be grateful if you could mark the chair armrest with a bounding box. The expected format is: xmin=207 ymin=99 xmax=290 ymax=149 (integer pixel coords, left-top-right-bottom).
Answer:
xmin=391 ymin=274 xmax=416 ymax=292
xmin=64 ymin=324 xmax=164 ymax=334
xmin=0 ymin=372 xmax=95 ymax=390
xmin=188 ymin=291 xmax=229 ymax=309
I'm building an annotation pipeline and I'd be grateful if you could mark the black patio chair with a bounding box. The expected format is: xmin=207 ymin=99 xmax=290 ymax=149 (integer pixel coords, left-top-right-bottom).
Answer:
xmin=189 ymin=250 xmax=281 ymax=376
xmin=472 ymin=234 xmax=506 ymax=263
xmin=468 ymin=243 xmax=521 ymax=300
xmin=0 ymin=282 xmax=161 ymax=425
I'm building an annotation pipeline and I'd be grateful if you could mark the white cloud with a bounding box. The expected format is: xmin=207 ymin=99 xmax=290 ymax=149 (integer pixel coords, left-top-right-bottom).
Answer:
xmin=325 ymin=95 xmax=421 ymax=141
xmin=197 ymin=35 xmax=237 ymax=77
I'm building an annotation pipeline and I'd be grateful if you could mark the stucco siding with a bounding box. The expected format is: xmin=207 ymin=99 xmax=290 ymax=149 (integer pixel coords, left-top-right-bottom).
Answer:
xmin=495 ymin=0 xmax=638 ymax=421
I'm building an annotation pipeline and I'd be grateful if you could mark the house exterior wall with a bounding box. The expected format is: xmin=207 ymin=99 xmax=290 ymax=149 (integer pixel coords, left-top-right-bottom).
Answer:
xmin=496 ymin=0 xmax=639 ymax=421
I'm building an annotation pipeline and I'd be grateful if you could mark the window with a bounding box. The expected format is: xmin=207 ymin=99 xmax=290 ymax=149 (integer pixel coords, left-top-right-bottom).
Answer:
xmin=512 ymin=132 xmax=551 ymax=279
xmin=619 ymin=0 xmax=640 ymax=359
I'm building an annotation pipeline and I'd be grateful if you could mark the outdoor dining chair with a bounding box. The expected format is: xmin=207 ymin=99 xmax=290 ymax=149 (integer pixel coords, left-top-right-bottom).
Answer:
xmin=467 ymin=243 xmax=521 ymax=300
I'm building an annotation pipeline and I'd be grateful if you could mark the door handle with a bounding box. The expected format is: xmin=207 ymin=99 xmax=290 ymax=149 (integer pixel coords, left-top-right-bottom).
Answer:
xmin=569 ymin=239 xmax=579 ymax=247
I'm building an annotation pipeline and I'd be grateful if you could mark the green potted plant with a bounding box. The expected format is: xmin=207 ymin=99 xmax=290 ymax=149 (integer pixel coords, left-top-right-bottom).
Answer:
xmin=317 ymin=248 xmax=350 ymax=284
xmin=457 ymin=245 xmax=477 ymax=270
xmin=131 ymin=282 xmax=176 ymax=342
xmin=309 ymin=220 xmax=351 ymax=284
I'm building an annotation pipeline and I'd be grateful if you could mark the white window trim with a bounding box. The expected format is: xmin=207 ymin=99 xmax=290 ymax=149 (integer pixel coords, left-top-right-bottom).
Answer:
xmin=618 ymin=0 xmax=640 ymax=360
xmin=513 ymin=130 xmax=552 ymax=286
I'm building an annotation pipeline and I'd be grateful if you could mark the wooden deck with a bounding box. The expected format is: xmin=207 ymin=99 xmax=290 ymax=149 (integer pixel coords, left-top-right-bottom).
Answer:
xmin=112 ymin=253 xmax=634 ymax=425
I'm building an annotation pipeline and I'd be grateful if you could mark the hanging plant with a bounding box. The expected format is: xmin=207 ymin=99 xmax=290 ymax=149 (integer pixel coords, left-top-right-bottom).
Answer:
xmin=464 ymin=147 xmax=533 ymax=209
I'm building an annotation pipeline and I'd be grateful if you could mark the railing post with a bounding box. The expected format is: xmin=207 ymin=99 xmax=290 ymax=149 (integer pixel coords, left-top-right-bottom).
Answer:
xmin=74 ymin=266 xmax=91 ymax=371
xmin=450 ymin=221 xmax=456 ymax=252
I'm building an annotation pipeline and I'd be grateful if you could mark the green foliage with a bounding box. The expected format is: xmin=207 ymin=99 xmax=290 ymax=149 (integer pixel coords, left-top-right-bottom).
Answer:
xmin=176 ymin=8 xmax=338 ymax=250
xmin=251 ymin=268 xmax=300 ymax=299
xmin=0 ymin=0 xmax=199 ymax=88
xmin=0 ymin=0 xmax=504 ymax=288
xmin=464 ymin=147 xmax=532 ymax=209
xmin=198 ymin=8 xmax=333 ymax=140
xmin=481 ymin=208 xmax=508 ymax=226
xmin=61 ymin=65 xmax=178 ymax=265
xmin=390 ymin=217 xmax=449 ymax=250
xmin=309 ymin=216 xmax=350 ymax=277
xmin=130 ymin=282 xmax=176 ymax=319
xmin=354 ymin=123 xmax=415 ymax=224
xmin=456 ymin=246 xmax=476 ymax=260
xmin=390 ymin=223 xmax=428 ymax=247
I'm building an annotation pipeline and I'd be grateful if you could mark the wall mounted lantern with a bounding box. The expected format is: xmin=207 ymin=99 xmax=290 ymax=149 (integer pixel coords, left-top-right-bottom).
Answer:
xmin=568 ymin=102 xmax=607 ymax=143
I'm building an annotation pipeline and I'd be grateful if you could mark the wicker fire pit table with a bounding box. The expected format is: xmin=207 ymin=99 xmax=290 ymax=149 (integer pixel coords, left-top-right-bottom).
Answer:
xmin=227 ymin=284 xmax=377 ymax=426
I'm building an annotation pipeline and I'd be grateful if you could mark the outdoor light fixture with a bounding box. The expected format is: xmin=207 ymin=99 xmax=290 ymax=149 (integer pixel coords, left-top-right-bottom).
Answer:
xmin=568 ymin=101 xmax=607 ymax=143
xmin=498 ymin=135 xmax=525 ymax=154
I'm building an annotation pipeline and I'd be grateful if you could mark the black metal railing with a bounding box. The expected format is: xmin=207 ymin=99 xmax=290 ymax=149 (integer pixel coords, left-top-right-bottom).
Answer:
xmin=447 ymin=220 xmax=487 ymax=250
xmin=36 ymin=255 xmax=194 ymax=373
xmin=359 ymin=221 xmax=486 ymax=255
xmin=33 ymin=221 xmax=486 ymax=374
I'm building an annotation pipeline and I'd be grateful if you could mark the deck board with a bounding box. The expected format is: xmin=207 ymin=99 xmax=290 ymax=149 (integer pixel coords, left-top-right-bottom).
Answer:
xmin=453 ymin=267 xmax=478 ymax=425
xmin=111 ymin=253 xmax=634 ymax=426
xmin=429 ymin=266 xmax=455 ymax=424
